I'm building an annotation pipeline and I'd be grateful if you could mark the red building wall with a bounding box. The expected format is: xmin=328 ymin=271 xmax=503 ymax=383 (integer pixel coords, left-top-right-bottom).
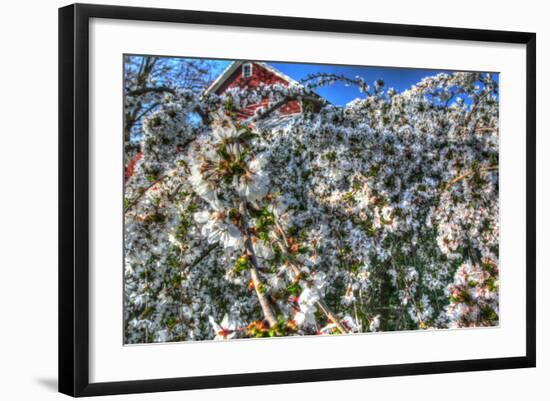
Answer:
xmin=215 ymin=63 xmax=301 ymax=119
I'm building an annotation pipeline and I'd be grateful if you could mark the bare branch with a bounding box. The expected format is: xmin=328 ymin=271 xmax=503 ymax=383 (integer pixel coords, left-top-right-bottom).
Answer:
xmin=127 ymin=86 xmax=176 ymax=97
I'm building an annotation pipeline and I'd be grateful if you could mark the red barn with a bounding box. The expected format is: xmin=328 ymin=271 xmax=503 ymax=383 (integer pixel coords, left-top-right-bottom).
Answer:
xmin=204 ymin=61 xmax=319 ymax=120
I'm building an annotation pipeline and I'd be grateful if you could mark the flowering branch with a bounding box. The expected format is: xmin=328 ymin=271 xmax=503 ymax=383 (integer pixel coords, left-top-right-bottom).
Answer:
xmin=240 ymin=201 xmax=278 ymax=327
xmin=272 ymin=225 xmax=349 ymax=334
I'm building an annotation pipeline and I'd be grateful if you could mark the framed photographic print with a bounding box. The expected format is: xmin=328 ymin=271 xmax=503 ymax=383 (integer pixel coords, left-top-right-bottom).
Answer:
xmin=58 ymin=3 xmax=536 ymax=397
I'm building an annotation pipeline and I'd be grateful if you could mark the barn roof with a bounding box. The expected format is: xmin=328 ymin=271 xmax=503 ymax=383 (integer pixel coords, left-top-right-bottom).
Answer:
xmin=204 ymin=61 xmax=300 ymax=95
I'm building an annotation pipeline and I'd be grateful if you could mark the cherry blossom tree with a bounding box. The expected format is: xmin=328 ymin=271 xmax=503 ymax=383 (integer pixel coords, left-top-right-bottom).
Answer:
xmin=123 ymin=67 xmax=499 ymax=343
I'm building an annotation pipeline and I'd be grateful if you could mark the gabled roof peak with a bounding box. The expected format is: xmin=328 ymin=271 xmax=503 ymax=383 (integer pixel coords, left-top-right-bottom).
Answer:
xmin=204 ymin=60 xmax=300 ymax=95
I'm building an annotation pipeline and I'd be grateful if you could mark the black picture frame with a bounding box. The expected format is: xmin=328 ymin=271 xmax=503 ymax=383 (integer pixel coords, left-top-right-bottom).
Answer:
xmin=59 ymin=3 xmax=536 ymax=397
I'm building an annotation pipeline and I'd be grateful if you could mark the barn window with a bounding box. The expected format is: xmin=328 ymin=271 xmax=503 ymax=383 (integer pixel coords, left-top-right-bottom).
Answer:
xmin=242 ymin=63 xmax=253 ymax=78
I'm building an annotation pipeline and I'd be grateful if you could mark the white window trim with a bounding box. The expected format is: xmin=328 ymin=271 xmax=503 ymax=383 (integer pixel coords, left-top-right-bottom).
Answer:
xmin=242 ymin=62 xmax=253 ymax=78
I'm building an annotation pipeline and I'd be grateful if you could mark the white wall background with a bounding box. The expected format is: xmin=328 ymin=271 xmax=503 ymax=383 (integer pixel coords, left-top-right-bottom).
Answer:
xmin=0 ymin=0 xmax=546 ymax=399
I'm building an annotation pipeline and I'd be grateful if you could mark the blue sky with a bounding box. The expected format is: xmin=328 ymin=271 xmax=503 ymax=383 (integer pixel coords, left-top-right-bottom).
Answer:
xmin=206 ymin=59 xmax=497 ymax=106
xmin=272 ymin=62 xmax=454 ymax=106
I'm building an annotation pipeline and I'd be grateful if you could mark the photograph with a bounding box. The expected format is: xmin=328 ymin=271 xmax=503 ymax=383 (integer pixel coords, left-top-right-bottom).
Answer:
xmin=123 ymin=56 xmax=500 ymax=344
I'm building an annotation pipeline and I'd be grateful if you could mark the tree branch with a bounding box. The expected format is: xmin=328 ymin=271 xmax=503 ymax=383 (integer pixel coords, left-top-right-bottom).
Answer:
xmin=253 ymin=95 xmax=326 ymax=122
xmin=134 ymin=102 xmax=161 ymax=122
xmin=127 ymin=86 xmax=175 ymax=97
xmin=186 ymin=243 xmax=219 ymax=270
xmin=239 ymin=202 xmax=278 ymax=327
xmin=316 ymin=299 xmax=348 ymax=334
xmin=194 ymin=105 xmax=211 ymax=125
xmin=125 ymin=175 xmax=167 ymax=213
xmin=444 ymin=165 xmax=498 ymax=191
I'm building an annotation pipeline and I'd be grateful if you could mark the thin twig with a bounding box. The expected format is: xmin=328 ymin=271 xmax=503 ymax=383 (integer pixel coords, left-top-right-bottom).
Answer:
xmin=475 ymin=127 xmax=498 ymax=133
xmin=124 ymin=175 xmax=167 ymax=213
xmin=186 ymin=243 xmax=218 ymax=270
xmin=389 ymin=256 xmax=425 ymax=328
xmin=444 ymin=165 xmax=498 ymax=191
xmin=316 ymin=299 xmax=349 ymax=334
